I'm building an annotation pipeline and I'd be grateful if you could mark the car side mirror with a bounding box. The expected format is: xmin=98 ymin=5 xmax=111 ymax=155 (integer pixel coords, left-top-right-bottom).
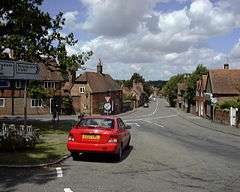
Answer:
xmin=126 ymin=125 xmax=131 ymax=129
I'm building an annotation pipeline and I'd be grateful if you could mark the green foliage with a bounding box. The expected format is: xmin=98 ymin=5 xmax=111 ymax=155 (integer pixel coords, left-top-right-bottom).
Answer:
xmin=28 ymin=81 xmax=50 ymax=100
xmin=143 ymin=82 xmax=153 ymax=97
xmin=0 ymin=0 xmax=77 ymax=61
xmin=130 ymin=73 xmax=145 ymax=84
xmin=216 ymin=98 xmax=240 ymax=109
xmin=147 ymin=80 xmax=167 ymax=89
xmin=185 ymin=64 xmax=208 ymax=104
xmin=57 ymin=44 xmax=93 ymax=82
xmin=62 ymin=96 xmax=75 ymax=115
xmin=0 ymin=124 xmax=39 ymax=152
xmin=163 ymin=74 xmax=185 ymax=107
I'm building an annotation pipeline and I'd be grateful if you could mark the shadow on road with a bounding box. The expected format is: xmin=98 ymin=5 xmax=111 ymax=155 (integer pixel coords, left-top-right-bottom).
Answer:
xmin=0 ymin=166 xmax=64 ymax=192
xmin=73 ymin=146 xmax=133 ymax=163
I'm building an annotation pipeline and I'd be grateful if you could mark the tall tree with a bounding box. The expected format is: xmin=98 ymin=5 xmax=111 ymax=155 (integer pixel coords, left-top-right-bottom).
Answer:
xmin=130 ymin=73 xmax=145 ymax=84
xmin=0 ymin=0 xmax=77 ymax=61
xmin=163 ymin=74 xmax=185 ymax=107
xmin=185 ymin=64 xmax=208 ymax=104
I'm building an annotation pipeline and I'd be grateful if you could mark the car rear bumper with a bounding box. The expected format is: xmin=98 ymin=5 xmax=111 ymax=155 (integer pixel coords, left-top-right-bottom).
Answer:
xmin=67 ymin=141 xmax=119 ymax=154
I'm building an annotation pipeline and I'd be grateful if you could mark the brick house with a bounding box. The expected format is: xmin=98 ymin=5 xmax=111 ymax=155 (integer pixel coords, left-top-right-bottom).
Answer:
xmin=121 ymin=80 xmax=147 ymax=108
xmin=204 ymin=64 xmax=240 ymax=118
xmin=195 ymin=75 xmax=207 ymax=117
xmin=0 ymin=60 xmax=63 ymax=116
xmin=70 ymin=62 xmax=122 ymax=115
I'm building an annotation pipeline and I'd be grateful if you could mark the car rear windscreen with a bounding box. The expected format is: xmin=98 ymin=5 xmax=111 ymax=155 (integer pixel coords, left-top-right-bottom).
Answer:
xmin=77 ymin=118 xmax=114 ymax=128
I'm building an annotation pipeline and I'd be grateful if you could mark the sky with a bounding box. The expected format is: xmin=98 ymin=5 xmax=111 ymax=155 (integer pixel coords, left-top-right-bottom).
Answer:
xmin=41 ymin=0 xmax=240 ymax=80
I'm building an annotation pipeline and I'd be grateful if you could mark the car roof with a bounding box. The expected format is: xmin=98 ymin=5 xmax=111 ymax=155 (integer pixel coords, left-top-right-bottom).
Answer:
xmin=80 ymin=115 xmax=117 ymax=120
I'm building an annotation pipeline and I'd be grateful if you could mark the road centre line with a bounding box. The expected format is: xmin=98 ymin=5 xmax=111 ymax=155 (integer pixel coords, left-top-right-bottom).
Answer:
xmin=125 ymin=114 xmax=177 ymax=122
xmin=56 ymin=167 xmax=63 ymax=178
xmin=64 ymin=188 xmax=74 ymax=192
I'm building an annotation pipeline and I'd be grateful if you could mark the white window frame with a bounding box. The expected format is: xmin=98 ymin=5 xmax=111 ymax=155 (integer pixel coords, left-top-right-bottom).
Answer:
xmin=44 ymin=81 xmax=56 ymax=89
xmin=31 ymin=99 xmax=43 ymax=108
xmin=0 ymin=98 xmax=5 ymax=108
xmin=15 ymin=80 xmax=22 ymax=89
xmin=79 ymin=87 xmax=85 ymax=93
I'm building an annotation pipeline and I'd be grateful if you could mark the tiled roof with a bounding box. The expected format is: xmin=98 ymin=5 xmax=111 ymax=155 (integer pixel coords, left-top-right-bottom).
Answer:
xmin=38 ymin=60 xmax=63 ymax=81
xmin=75 ymin=72 xmax=121 ymax=93
xmin=209 ymin=69 xmax=240 ymax=94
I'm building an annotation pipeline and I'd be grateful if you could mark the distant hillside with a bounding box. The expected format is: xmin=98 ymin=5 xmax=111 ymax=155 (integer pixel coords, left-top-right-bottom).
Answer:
xmin=147 ymin=80 xmax=167 ymax=89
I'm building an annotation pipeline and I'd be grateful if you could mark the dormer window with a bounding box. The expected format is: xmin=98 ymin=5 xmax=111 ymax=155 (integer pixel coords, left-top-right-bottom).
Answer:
xmin=80 ymin=87 xmax=85 ymax=93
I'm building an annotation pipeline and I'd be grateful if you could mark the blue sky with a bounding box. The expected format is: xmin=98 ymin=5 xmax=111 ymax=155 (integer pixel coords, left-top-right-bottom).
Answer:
xmin=41 ymin=0 xmax=240 ymax=80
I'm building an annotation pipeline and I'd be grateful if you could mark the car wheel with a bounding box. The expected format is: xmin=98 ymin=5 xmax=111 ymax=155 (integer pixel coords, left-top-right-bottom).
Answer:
xmin=126 ymin=137 xmax=131 ymax=148
xmin=71 ymin=152 xmax=79 ymax=160
xmin=115 ymin=144 xmax=123 ymax=162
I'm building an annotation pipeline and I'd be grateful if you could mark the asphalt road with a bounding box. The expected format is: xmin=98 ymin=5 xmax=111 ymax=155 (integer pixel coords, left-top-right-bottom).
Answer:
xmin=1 ymin=98 xmax=240 ymax=192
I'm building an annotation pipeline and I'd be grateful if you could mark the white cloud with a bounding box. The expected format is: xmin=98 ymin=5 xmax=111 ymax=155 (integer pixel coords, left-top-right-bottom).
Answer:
xmin=63 ymin=11 xmax=82 ymax=31
xmin=67 ymin=0 xmax=240 ymax=80
xmin=80 ymin=0 xmax=159 ymax=37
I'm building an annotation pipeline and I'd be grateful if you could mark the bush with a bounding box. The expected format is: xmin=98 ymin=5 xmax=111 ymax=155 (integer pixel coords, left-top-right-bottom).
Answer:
xmin=216 ymin=99 xmax=240 ymax=109
xmin=0 ymin=124 xmax=39 ymax=151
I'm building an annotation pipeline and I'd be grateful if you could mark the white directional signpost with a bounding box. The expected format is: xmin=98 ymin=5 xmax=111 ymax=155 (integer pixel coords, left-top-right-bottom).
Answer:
xmin=0 ymin=60 xmax=40 ymax=127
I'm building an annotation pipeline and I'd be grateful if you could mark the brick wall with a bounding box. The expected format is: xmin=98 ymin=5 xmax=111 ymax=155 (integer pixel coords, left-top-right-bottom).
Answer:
xmin=72 ymin=96 xmax=81 ymax=113
xmin=214 ymin=109 xmax=230 ymax=125
xmin=0 ymin=97 xmax=50 ymax=116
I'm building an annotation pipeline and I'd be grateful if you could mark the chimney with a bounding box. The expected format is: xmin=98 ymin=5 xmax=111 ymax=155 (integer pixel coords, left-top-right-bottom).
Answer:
xmin=97 ymin=59 xmax=103 ymax=74
xmin=224 ymin=63 xmax=229 ymax=69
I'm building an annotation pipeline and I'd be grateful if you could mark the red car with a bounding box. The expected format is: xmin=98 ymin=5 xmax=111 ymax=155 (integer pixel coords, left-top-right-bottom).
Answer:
xmin=67 ymin=116 xmax=131 ymax=161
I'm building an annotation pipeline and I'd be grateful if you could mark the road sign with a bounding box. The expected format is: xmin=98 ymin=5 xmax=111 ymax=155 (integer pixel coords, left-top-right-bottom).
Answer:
xmin=105 ymin=96 xmax=111 ymax=102
xmin=104 ymin=102 xmax=112 ymax=111
xmin=0 ymin=60 xmax=39 ymax=80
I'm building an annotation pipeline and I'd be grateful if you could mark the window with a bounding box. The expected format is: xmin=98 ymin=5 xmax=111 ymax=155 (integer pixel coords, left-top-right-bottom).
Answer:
xmin=31 ymin=99 xmax=42 ymax=107
xmin=77 ymin=118 xmax=114 ymax=128
xmin=44 ymin=81 xmax=55 ymax=89
xmin=0 ymin=98 xmax=5 ymax=107
xmin=80 ymin=87 xmax=85 ymax=93
xmin=15 ymin=80 xmax=22 ymax=89
xmin=118 ymin=118 xmax=126 ymax=130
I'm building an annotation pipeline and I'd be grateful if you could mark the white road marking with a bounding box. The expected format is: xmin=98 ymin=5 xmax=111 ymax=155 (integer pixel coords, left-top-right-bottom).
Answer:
xmin=64 ymin=188 xmax=74 ymax=192
xmin=126 ymin=122 xmax=140 ymax=127
xmin=56 ymin=167 xmax=63 ymax=178
xmin=152 ymin=99 xmax=159 ymax=115
xmin=125 ymin=114 xmax=177 ymax=122
xmin=143 ymin=120 xmax=164 ymax=127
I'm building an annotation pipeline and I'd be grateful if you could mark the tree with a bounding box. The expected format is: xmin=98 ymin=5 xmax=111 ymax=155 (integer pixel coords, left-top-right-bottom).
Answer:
xmin=0 ymin=0 xmax=93 ymax=82
xmin=163 ymin=74 xmax=184 ymax=107
xmin=57 ymin=44 xmax=93 ymax=82
xmin=185 ymin=64 xmax=208 ymax=105
xmin=0 ymin=0 xmax=76 ymax=61
xmin=130 ymin=73 xmax=145 ymax=84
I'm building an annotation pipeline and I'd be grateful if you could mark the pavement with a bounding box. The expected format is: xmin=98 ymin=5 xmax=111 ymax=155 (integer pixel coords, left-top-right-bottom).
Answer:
xmin=0 ymin=98 xmax=240 ymax=192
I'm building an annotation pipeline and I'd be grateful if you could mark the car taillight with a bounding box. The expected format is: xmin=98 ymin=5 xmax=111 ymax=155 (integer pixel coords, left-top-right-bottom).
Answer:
xmin=108 ymin=135 xmax=118 ymax=143
xmin=68 ymin=134 xmax=75 ymax=142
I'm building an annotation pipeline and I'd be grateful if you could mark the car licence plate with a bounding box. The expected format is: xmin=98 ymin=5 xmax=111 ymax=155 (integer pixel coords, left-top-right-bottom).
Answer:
xmin=82 ymin=134 xmax=100 ymax=140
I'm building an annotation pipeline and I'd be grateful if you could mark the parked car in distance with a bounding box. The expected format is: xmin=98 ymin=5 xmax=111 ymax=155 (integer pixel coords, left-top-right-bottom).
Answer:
xmin=143 ymin=103 xmax=149 ymax=108
xmin=67 ymin=116 xmax=131 ymax=161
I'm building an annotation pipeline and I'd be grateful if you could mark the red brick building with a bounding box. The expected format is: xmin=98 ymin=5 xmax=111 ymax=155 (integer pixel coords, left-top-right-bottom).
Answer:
xmin=204 ymin=64 xmax=240 ymax=118
xmin=70 ymin=62 xmax=122 ymax=115
xmin=0 ymin=60 xmax=63 ymax=116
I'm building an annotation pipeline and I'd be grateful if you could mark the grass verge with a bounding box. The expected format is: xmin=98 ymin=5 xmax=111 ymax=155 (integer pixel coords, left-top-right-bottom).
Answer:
xmin=0 ymin=120 xmax=76 ymax=165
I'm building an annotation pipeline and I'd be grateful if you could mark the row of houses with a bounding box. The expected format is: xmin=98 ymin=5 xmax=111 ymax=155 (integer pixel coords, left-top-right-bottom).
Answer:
xmin=177 ymin=64 xmax=240 ymax=126
xmin=0 ymin=59 xmax=122 ymax=116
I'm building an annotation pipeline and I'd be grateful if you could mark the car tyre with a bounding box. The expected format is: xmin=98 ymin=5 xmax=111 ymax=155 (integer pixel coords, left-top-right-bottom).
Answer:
xmin=126 ymin=137 xmax=131 ymax=148
xmin=71 ymin=152 xmax=79 ymax=161
xmin=115 ymin=144 xmax=123 ymax=162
